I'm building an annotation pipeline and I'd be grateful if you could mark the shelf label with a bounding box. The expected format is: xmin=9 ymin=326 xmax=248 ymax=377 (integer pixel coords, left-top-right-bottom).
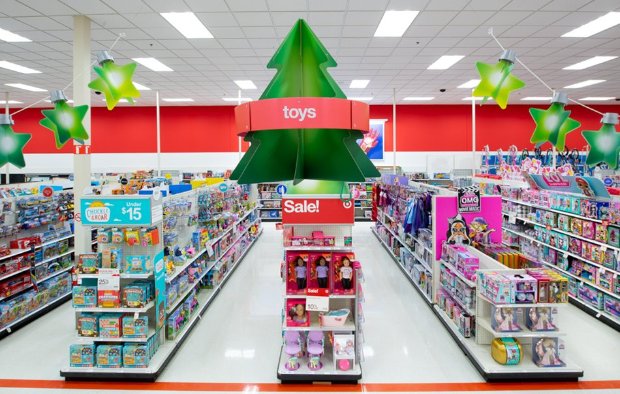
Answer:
xmin=306 ymin=288 xmax=330 ymax=312
xmin=81 ymin=197 xmax=154 ymax=226
xmin=282 ymin=198 xmax=354 ymax=225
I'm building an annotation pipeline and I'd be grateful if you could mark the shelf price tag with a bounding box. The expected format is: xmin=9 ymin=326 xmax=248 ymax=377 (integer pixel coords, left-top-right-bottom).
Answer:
xmin=306 ymin=288 xmax=330 ymax=312
xmin=97 ymin=269 xmax=120 ymax=291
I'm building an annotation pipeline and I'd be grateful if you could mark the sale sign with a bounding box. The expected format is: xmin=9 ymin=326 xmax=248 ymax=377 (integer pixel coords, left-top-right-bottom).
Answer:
xmin=281 ymin=198 xmax=354 ymax=225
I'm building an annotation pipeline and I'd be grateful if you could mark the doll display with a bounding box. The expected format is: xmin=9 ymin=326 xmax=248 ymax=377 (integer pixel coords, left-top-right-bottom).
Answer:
xmin=533 ymin=338 xmax=565 ymax=367
xmin=286 ymin=299 xmax=309 ymax=327
xmin=308 ymin=253 xmax=331 ymax=291
xmin=332 ymin=252 xmax=356 ymax=295
xmin=285 ymin=253 xmax=309 ymax=295
xmin=526 ymin=307 xmax=557 ymax=331
xmin=491 ymin=306 xmax=521 ymax=332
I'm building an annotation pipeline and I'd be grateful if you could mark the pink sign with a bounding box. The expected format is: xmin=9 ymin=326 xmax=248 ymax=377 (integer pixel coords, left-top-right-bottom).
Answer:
xmin=542 ymin=173 xmax=570 ymax=187
xmin=434 ymin=195 xmax=503 ymax=260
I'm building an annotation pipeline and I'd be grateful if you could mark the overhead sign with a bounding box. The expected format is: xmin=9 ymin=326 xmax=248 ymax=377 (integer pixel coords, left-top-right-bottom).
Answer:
xmin=458 ymin=186 xmax=481 ymax=213
xmin=529 ymin=174 xmax=610 ymax=198
xmin=281 ymin=198 xmax=354 ymax=225
xmin=80 ymin=197 xmax=156 ymax=226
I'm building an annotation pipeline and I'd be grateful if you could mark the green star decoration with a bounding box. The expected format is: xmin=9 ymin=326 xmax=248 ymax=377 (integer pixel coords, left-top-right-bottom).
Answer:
xmin=39 ymin=101 xmax=89 ymax=148
xmin=529 ymin=102 xmax=581 ymax=152
xmin=582 ymin=121 xmax=620 ymax=170
xmin=0 ymin=123 xmax=31 ymax=168
xmin=88 ymin=60 xmax=140 ymax=110
xmin=473 ymin=59 xmax=525 ymax=109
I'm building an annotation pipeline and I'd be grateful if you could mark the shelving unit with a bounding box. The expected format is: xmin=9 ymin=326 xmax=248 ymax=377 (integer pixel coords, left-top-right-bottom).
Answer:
xmin=257 ymin=182 xmax=282 ymax=222
xmin=348 ymin=181 xmax=374 ymax=222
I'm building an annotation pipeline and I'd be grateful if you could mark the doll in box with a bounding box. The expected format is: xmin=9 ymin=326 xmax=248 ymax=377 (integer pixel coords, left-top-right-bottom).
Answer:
xmin=286 ymin=253 xmax=309 ymax=295
xmin=527 ymin=307 xmax=557 ymax=331
xmin=333 ymin=254 xmax=355 ymax=294
xmin=570 ymin=218 xmax=583 ymax=236
xmin=607 ymin=226 xmax=620 ymax=248
xmin=308 ymin=253 xmax=331 ymax=290
xmin=286 ymin=299 xmax=309 ymax=327
xmin=533 ymin=338 xmax=565 ymax=367
xmin=595 ymin=224 xmax=608 ymax=243
xmin=492 ymin=307 xmax=520 ymax=332
xmin=582 ymin=221 xmax=595 ymax=240
xmin=557 ymin=215 xmax=570 ymax=232
xmin=569 ymin=238 xmax=581 ymax=255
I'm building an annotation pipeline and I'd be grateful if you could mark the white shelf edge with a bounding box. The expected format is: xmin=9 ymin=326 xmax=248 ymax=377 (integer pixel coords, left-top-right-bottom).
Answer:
xmin=74 ymin=300 xmax=155 ymax=314
xmin=439 ymin=259 xmax=476 ymax=287
xmin=476 ymin=318 xmax=565 ymax=338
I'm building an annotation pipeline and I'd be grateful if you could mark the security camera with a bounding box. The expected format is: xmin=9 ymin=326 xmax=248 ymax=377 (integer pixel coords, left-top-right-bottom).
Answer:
xmin=94 ymin=91 xmax=102 ymax=95
xmin=440 ymin=88 xmax=446 ymax=92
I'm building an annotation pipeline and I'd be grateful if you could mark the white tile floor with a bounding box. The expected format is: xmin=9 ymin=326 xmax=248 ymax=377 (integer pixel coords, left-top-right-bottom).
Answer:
xmin=0 ymin=222 xmax=617 ymax=393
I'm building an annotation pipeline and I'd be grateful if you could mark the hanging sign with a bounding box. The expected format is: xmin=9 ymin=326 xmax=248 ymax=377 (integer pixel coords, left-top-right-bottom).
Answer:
xmin=282 ymin=197 xmax=354 ymax=225
xmin=529 ymin=174 xmax=610 ymax=198
xmin=458 ymin=186 xmax=481 ymax=213
xmin=81 ymin=197 xmax=155 ymax=226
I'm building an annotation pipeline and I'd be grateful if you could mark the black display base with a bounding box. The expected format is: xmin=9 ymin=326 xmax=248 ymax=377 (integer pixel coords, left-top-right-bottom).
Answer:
xmin=0 ymin=292 xmax=71 ymax=340
xmin=569 ymin=297 xmax=620 ymax=333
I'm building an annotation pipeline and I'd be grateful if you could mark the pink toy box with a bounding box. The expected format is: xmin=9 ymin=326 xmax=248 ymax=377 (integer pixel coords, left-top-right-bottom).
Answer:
xmin=286 ymin=298 xmax=309 ymax=327
xmin=478 ymin=272 xmax=513 ymax=304
xmin=285 ymin=252 xmax=309 ymax=295
xmin=506 ymin=273 xmax=538 ymax=304
xmin=308 ymin=252 xmax=332 ymax=292
xmin=332 ymin=252 xmax=356 ymax=295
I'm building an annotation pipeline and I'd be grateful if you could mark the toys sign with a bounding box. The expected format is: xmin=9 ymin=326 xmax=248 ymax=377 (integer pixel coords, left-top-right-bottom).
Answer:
xmin=458 ymin=186 xmax=481 ymax=213
xmin=281 ymin=198 xmax=354 ymax=225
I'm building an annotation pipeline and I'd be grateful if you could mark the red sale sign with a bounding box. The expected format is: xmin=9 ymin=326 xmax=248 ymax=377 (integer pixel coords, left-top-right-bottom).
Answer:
xmin=281 ymin=198 xmax=354 ymax=225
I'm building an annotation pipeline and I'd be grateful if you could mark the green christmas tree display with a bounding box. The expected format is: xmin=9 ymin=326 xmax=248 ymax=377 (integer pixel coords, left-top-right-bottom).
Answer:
xmin=39 ymin=91 xmax=89 ymax=148
xmin=582 ymin=113 xmax=620 ymax=169
xmin=0 ymin=115 xmax=31 ymax=169
xmin=230 ymin=19 xmax=379 ymax=185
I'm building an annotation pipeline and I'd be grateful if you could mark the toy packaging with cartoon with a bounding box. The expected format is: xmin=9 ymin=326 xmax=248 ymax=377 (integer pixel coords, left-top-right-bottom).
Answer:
xmin=308 ymin=252 xmax=332 ymax=291
xmin=285 ymin=252 xmax=309 ymax=295
xmin=332 ymin=252 xmax=356 ymax=295
xmin=532 ymin=337 xmax=566 ymax=367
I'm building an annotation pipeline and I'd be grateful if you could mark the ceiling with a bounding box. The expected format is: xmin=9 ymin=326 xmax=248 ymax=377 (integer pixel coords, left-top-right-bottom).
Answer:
xmin=0 ymin=0 xmax=619 ymax=107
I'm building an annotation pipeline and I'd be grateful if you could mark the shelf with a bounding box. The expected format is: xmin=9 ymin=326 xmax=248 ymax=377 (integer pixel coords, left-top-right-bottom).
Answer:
xmin=36 ymin=265 xmax=73 ymax=283
xmin=0 ymin=248 xmax=30 ymax=262
xmin=166 ymin=260 xmax=216 ymax=315
xmin=76 ymin=328 xmax=157 ymax=343
xmin=372 ymin=227 xmax=432 ymax=305
xmin=439 ymin=259 xmax=476 ymax=288
xmin=283 ymin=245 xmax=353 ymax=252
xmin=0 ymin=283 xmax=33 ymax=302
xmin=477 ymin=293 xmax=568 ymax=308
xmin=35 ymin=248 xmax=74 ymax=267
xmin=502 ymin=197 xmax=603 ymax=224
xmin=277 ymin=346 xmax=361 ymax=383
xmin=38 ymin=234 xmax=73 ymax=248
xmin=440 ymin=283 xmax=475 ymax=315
xmin=476 ymin=318 xmax=565 ymax=338
xmin=0 ymin=266 xmax=31 ymax=281
xmin=434 ymin=306 xmax=583 ymax=381
xmin=0 ymin=291 xmax=71 ymax=338
xmin=282 ymin=319 xmax=355 ymax=332
xmin=166 ymin=249 xmax=208 ymax=284
xmin=74 ymin=300 xmax=154 ymax=314
xmin=376 ymin=219 xmax=433 ymax=273
xmin=79 ymin=272 xmax=152 ymax=280
xmin=568 ymin=295 xmax=620 ymax=331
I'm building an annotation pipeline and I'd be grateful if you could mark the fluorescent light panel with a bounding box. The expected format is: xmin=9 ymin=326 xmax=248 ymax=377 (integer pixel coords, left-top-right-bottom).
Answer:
xmin=521 ymin=97 xmax=552 ymax=101
xmin=403 ymin=96 xmax=434 ymax=101
xmin=350 ymin=79 xmax=370 ymax=89
xmin=0 ymin=60 xmax=41 ymax=74
xmin=132 ymin=57 xmax=173 ymax=72
xmin=0 ymin=27 xmax=30 ymax=42
xmin=132 ymin=82 xmax=151 ymax=91
xmin=562 ymin=12 xmax=620 ymax=38
xmin=428 ymin=55 xmax=464 ymax=70
xmin=103 ymin=98 xmax=134 ymax=103
xmin=457 ymin=79 xmax=480 ymax=88
xmin=5 ymin=83 xmax=46 ymax=92
xmin=564 ymin=79 xmax=605 ymax=89
xmin=0 ymin=100 xmax=22 ymax=104
xmin=563 ymin=56 xmax=617 ymax=70
xmin=374 ymin=10 xmax=419 ymax=37
xmin=161 ymin=12 xmax=213 ymax=39
xmin=163 ymin=98 xmax=194 ymax=102
xmin=349 ymin=96 xmax=373 ymax=101
xmin=580 ymin=97 xmax=615 ymax=101
xmin=45 ymin=99 xmax=74 ymax=103
xmin=234 ymin=80 xmax=257 ymax=90
xmin=462 ymin=96 xmax=493 ymax=101
xmin=222 ymin=97 xmax=251 ymax=102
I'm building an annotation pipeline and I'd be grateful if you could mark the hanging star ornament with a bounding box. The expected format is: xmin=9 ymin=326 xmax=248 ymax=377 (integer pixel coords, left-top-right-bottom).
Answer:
xmin=473 ymin=50 xmax=525 ymax=109
xmin=0 ymin=115 xmax=32 ymax=168
xmin=529 ymin=92 xmax=581 ymax=152
xmin=88 ymin=51 xmax=140 ymax=110
xmin=39 ymin=90 xmax=89 ymax=148
xmin=582 ymin=113 xmax=620 ymax=170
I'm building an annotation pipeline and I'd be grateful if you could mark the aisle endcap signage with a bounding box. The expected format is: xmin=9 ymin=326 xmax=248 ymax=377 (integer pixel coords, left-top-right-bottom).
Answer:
xmin=80 ymin=197 xmax=156 ymax=226
xmin=528 ymin=174 xmax=610 ymax=198
xmin=281 ymin=198 xmax=354 ymax=224
xmin=235 ymin=97 xmax=369 ymax=135
xmin=457 ymin=186 xmax=481 ymax=213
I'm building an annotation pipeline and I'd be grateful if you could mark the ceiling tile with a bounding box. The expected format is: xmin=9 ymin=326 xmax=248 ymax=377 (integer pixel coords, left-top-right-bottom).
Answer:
xmin=465 ymin=0 xmax=510 ymax=10
xmin=413 ymin=11 xmax=458 ymax=25
xmin=210 ymin=27 xmax=245 ymax=39
xmin=343 ymin=11 xmax=384 ymax=26
xmin=267 ymin=0 xmax=307 ymax=11
xmin=341 ymin=25 xmax=376 ymax=37
xmin=183 ymin=0 xmax=229 ymax=12
xmin=502 ymin=0 xmax=553 ymax=10
xmin=217 ymin=38 xmax=251 ymax=49
xmin=101 ymin=0 xmax=151 ymax=13
xmin=242 ymin=26 xmax=276 ymax=38
xmin=226 ymin=0 xmax=268 ymax=12
xmin=197 ymin=12 xmax=239 ymax=27
xmin=234 ymin=12 xmax=272 ymax=26
xmin=2 ymin=0 xmax=43 ymax=16
xmin=308 ymin=12 xmax=345 ymax=25
xmin=425 ymin=0 xmax=470 ymax=11
xmin=485 ymin=11 xmax=532 ymax=25
xmin=59 ymin=0 xmax=115 ymax=14
xmin=308 ymin=0 xmax=348 ymax=11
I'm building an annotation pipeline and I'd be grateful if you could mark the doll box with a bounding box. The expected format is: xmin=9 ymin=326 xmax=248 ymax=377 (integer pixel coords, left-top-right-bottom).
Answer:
xmin=526 ymin=307 xmax=558 ymax=331
xmin=285 ymin=298 xmax=309 ymax=327
xmin=69 ymin=344 xmax=95 ymax=367
xmin=532 ymin=337 xmax=566 ymax=367
xmin=491 ymin=305 xmax=522 ymax=332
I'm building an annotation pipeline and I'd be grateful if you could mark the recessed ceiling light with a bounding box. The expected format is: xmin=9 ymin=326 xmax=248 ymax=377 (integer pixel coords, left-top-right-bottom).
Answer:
xmin=403 ymin=96 xmax=434 ymax=101
xmin=374 ymin=10 xmax=419 ymax=37
xmin=580 ymin=97 xmax=615 ymax=101
xmin=222 ymin=97 xmax=252 ymax=102
xmin=564 ymin=79 xmax=605 ymax=89
xmin=132 ymin=57 xmax=173 ymax=72
xmin=428 ymin=55 xmax=464 ymax=70
xmin=562 ymin=12 xmax=620 ymax=38
xmin=0 ymin=61 xmax=41 ymax=74
xmin=462 ymin=96 xmax=493 ymax=101
xmin=0 ymin=100 xmax=22 ymax=104
xmin=5 ymin=83 xmax=46 ymax=92
xmin=132 ymin=82 xmax=151 ymax=91
xmin=234 ymin=80 xmax=257 ymax=90
xmin=0 ymin=27 xmax=31 ymax=42
xmin=457 ymin=79 xmax=480 ymax=89
xmin=163 ymin=98 xmax=194 ymax=102
xmin=350 ymin=80 xmax=370 ymax=89
xmin=563 ymin=56 xmax=617 ymax=70
xmin=520 ymin=97 xmax=552 ymax=101
xmin=349 ymin=96 xmax=373 ymax=101
xmin=161 ymin=12 xmax=213 ymax=39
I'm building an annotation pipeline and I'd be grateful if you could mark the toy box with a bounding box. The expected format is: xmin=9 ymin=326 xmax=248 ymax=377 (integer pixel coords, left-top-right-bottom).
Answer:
xmin=123 ymin=345 xmax=149 ymax=368
xmin=308 ymin=252 xmax=331 ymax=291
xmin=595 ymin=223 xmax=608 ymax=243
xmin=286 ymin=298 xmax=309 ymax=327
xmin=582 ymin=221 xmax=595 ymax=240
xmin=491 ymin=306 xmax=522 ymax=332
xmin=167 ymin=308 xmax=184 ymax=340
xmin=285 ymin=252 xmax=309 ymax=295
xmin=77 ymin=314 xmax=98 ymax=337
xmin=510 ymin=273 xmax=538 ymax=304
xmin=526 ymin=307 xmax=557 ymax=331
xmin=333 ymin=334 xmax=355 ymax=371
xmin=69 ymin=344 xmax=95 ymax=367
xmin=557 ymin=215 xmax=570 ymax=232
xmin=97 ymin=230 xmax=112 ymax=244
xmin=597 ymin=269 xmax=615 ymax=292
xmin=99 ymin=314 xmax=122 ymax=338
xmin=290 ymin=236 xmax=311 ymax=247
xmin=491 ymin=337 xmax=522 ymax=365
xmin=608 ymin=226 xmax=620 ymax=248
xmin=101 ymin=248 xmax=122 ymax=269
xmin=96 ymin=344 xmax=123 ymax=368
xmin=455 ymin=250 xmax=479 ymax=281
xmin=478 ymin=272 xmax=513 ymax=304
xmin=332 ymin=252 xmax=356 ymax=295
xmin=578 ymin=283 xmax=603 ymax=309
xmin=532 ymin=337 xmax=565 ymax=367
xmin=72 ymin=286 xmax=97 ymax=308
xmin=77 ymin=254 xmax=99 ymax=274
xmin=122 ymin=285 xmax=148 ymax=308
xmin=568 ymin=238 xmax=582 ymax=255
xmin=570 ymin=218 xmax=582 ymax=236
xmin=98 ymin=288 xmax=121 ymax=308
xmin=603 ymin=294 xmax=620 ymax=318
xmin=122 ymin=315 xmax=148 ymax=338
xmin=123 ymin=255 xmax=153 ymax=274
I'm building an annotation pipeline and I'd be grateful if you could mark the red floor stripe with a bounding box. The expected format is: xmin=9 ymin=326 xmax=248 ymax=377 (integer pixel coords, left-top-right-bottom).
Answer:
xmin=0 ymin=379 xmax=619 ymax=392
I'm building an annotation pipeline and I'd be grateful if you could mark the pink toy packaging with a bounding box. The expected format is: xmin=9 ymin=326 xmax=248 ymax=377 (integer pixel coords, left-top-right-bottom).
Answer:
xmin=308 ymin=252 xmax=331 ymax=291
xmin=526 ymin=307 xmax=557 ymax=331
xmin=285 ymin=252 xmax=309 ymax=295
xmin=491 ymin=306 xmax=522 ymax=332
xmin=607 ymin=226 xmax=620 ymax=248
xmin=582 ymin=221 xmax=595 ymax=240
xmin=506 ymin=273 xmax=538 ymax=304
xmin=595 ymin=224 xmax=608 ymax=243
xmin=286 ymin=298 xmax=309 ymax=327
xmin=532 ymin=337 xmax=565 ymax=367
xmin=332 ymin=252 xmax=356 ymax=295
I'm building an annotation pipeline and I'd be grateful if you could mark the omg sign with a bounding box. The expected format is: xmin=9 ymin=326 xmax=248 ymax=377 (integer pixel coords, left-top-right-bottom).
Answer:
xmin=458 ymin=186 xmax=481 ymax=213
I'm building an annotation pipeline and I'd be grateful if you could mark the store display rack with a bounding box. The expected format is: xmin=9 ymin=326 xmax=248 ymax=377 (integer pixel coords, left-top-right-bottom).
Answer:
xmin=61 ymin=183 xmax=262 ymax=381
xmin=257 ymin=182 xmax=282 ymax=222
xmin=348 ymin=182 xmax=374 ymax=222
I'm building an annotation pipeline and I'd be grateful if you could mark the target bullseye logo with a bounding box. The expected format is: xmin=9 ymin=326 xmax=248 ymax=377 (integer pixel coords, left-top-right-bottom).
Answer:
xmin=342 ymin=200 xmax=352 ymax=209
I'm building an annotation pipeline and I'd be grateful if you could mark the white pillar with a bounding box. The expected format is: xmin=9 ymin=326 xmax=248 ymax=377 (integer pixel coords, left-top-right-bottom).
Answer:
xmin=4 ymin=92 xmax=9 ymax=185
xmin=471 ymin=89 xmax=476 ymax=175
xmin=392 ymin=87 xmax=397 ymax=174
xmin=156 ymin=90 xmax=161 ymax=175
xmin=73 ymin=15 xmax=92 ymax=255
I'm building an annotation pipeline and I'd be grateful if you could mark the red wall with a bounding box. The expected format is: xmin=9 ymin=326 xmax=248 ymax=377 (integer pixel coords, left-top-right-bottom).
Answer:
xmin=12 ymin=104 xmax=620 ymax=154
